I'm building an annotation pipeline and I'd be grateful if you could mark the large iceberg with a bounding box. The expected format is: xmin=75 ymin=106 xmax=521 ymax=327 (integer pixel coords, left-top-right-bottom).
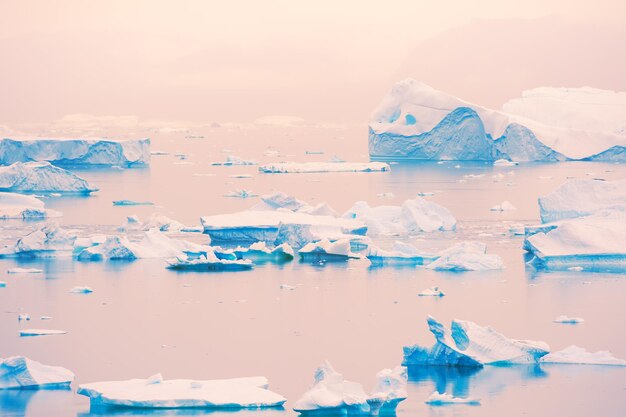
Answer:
xmin=0 ymin=162 xmax=97 ymax=194
xmin=402 ymin=316 xmax=550 ymax=367
xmin=538 ymin=179 xmax=626 ymax=223
xmin=343 ymin=197 xmax=456 ymax=236
xmin=293 ymin=361 xmax=406 ymax=415
xmin=259 ymin=162 xmax=390 ymax=174
xmin=0 ymin=137 xmax=150 ymax=167
xmin=369 ymin=79 xmax=625 ymax=162
xmin=77 ymin=374 xmax=286 ymax=409
xmin=0 ymin=356 xmax=74 ymax=389
xmin=0 ymin=192 xmax=61 ymax=219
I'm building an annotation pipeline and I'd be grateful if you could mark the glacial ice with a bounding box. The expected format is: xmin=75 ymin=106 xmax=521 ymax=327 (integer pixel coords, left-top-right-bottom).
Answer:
xmin=343 ymin=197 xmax=456 ymax=236
xmin=166 ymin=253 xmax=253 ymax=272
xmin=0 ymin=224 xmax=77 ymax=258
xmin=299 ymin=239 xmax=360 ymax=262
xmin=369 ymin=79 xmax=625 ymax=162
xmin=19 ymin=329 xmax=68 ymax=336
xmin=259 ymin=162 xmax=391 ymax=174
xmin=0 ymin=137 xmax=150 ymax=167
xmin=425 ymin=242 xmax=504 ymax=271
xmin=77 ymin=375 xmax=286 ymax=409
xmin=0 ymin=162 xmax=98 ymax=194
xmin=425 ymin=392 xmax=480 ymax=406
xmin=224 ymin=189 xmax=257 ymax=198
xmin=0 ymin=192 xmax=61 ymax=219
xmin=367 ymin=241 xmax=439 ymax=266
xmin=0 ymin=356 xmax=74 ymax=389
xmin=540 ymin=346 xmax=626 ymax=366
xmin=233 ymin=242 xmax=294 ymax=263
xmin=293 ymin=361 xmax=406 ymax=415
xmin=402 ymin=316 xmax=550 ymax=367
xmin=538 ymin=179 xmax=626 ymax=223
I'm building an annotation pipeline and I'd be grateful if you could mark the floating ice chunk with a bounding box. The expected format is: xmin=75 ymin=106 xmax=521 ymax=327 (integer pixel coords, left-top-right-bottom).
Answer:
xmin=211 ymin=155 xmax=257 ymax=166
xmin=70 ymin=286 xmax=93 ymax=293
xmin=279 ymin=284 xmax=295 ymax=290
xmin=18 ymin=313 xmax=30 ymax=321
xmin=425 ymin=242 xmax=503 ymax=271
xmin=40 ymin=316 xmax=52 ymax=320
xmin=7 ymin=267 xmax=43 ymax=274
xmin=368 ymin=367 xmax=407 ymax=414
xmin=344 ymin=197 xmax=456 ymax=236
xmin=224 ymin=189 xmax=257 ymax=198
xmin=0 ymin=162 xmax=98 ymax=194
xmin=377 ymin=192 xmax=395 ymax=199
xmin=0 ymin=356 xmax=74 ymax=389
xmin=367 ymin=241 xmax=438 ymax=266
xmin=493 ymin=159 xmax=519 ymax=167
xmin=0 ymin=281 xmax=6 ymax=287
xmin=509 ymin=223 xmax=526 ymax=235
xmin=19 ymin=329 xmax=67 ymax=336
xmin=299 ymin=239 xmax=360 ymax=263
xmin=425 ymin=392 xmax=480 ymax=406
xmin=252 ymin=192 xmax=308 ymax=212
xmin=78 ymin=375 xmax=286 ymax=409
xmin=259 ymin=162 xmax=390 ymax=174
xmin=113 ymin=200 xmax=154 ymax=206
xmin=0 ymin=137 xmax=150 ymax=167
xmin=418 ymin=287 xmax=445 ymax=297
xmin=234 ymin=242 xmax=294 ymax=263
xmin=540 ymin=346 xmax=626 ymax=366
xmin=402 ymin=316 xmax=550 ymax=367
xmin=166 ymin=250 xmax=253 ymax=272
xmin=0 ymin=224 xmax=77 ymax=258
xmin=0 ymin=192 xmax=61 ymax=219
xmin=538 ymin=179 xmax=626 ymax=223
xmin=329 ymin=155 xmax=346 ymax=163
xmin=490 ymin=201 xmax=517 ymax=212
xmin=553 ymin=315 xmax=584 ymax=324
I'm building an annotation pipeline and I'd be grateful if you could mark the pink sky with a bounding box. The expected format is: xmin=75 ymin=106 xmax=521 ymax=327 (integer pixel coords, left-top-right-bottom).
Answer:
xmin=1 ymin=0 xmax=625 ymax=126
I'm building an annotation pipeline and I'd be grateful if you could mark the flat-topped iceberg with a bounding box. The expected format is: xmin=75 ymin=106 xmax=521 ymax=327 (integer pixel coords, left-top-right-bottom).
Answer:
xmin=538 ymin=179 xmax=626 ymax=223
xmin=425 ymin=241 xmax=504 ymax=271
xmin=540 ymin=346 xmax=626 ymax=366
xmin=0 ymin=224 xmax=76 ymax=258
xmin=0 ymin=162 xmax=97 ymax=194
xmin=299 ymin=239 xmax=360 ymax=263
xmin=425 ymin=392 xmax=480 ymax=406
xmin=77 ymin=374 xmax=286 ymax=409
xmin=293 ymin=361 xmax=406 ymax=415
xmin=259 ymin=162 xmax=390 ymax=174
xmin=402 ymin=316 xmax=550 ymax=367
xmin=0 ymin=356 xmax=74 ymax=389
xmin=344 ymin=197 xmax=456 ymax=236
xmin=0 ymin=137 xmax=150 ymax=167
xmin=367 ymin=241 xmax=439 ymax=266
xmin=369 ymin=79 xmax=625 ymax=162
xmin=166 ymin=253 xmax=253 ymax=272
xmin=0 ymin=192 xmax=61 ymax=219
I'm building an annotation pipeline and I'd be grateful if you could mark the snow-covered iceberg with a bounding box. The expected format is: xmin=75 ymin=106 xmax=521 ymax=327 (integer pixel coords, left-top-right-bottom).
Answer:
xmin=259 ymin=162 xmax=390 ymax=174
xmin=540 ymin=346 xmax=626 ymax=366
xmin=298 ymin=239 xmax=360 ymax=263
xmin=293 ymin=361 xmax=406 ymax=415
xmin=0 ymin=192 xmax=61 ymax=219
xmin=0 ymin=137 xmax=150 ymax=167
xmin=402 ymin=316 xmax=550 ymax=367
xmin=425 ymin=241 xmax=504 ymax=271
xmin=0 ymin=162 xmax=97 ymax=194
xmin=538 ymin=179 xmax=626 ymax=223
xmin=343 ymin=197 xmax=456 ymax=236
xmin=0 ymin=224 xmax=76 ymax=258
xmin=0 ymin=356 xmax=74 ymax=389
xmin=77 ymin=374 xmax=286 ymax=409
xmin=369 ymin=79 xmax=625 ymax=162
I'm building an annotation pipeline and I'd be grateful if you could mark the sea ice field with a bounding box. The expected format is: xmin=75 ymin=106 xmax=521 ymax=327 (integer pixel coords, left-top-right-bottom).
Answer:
xmin=1 ymin=124 xmax=625 ymax=417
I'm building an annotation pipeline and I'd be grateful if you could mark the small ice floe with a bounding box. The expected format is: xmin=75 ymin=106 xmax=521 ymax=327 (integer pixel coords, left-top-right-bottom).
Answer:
xmin=293 ymin=361 xmax=406 ymax=415
xmin=234 ymin=242 xmax=295 ymax=264
xmin=0 ymin=281 xmax=6 ymax=287
xmin=230 ymin=174 xmax=253 ymax=179
xmin=70 ymin=286 xmax=93 ymax=294
xmin=211 ymin=155 xmax=257 ymax=166
xmin=305 ymin=150 xmax=324 ymax=155
xmin=113 ymin=200 xmax=154 ymax=206
xmin=0 ymin=192 xmax=61 ymax=220
xmin=7 ymin=267 xmax=43 ymax=274
xmin=18 ymin=313 xmax=31 ymax=321
xmin=166 ymin=254 xmax=253 ymax=272
xmin=425 ymin=242 xmax=504 ymax=271
xmin=403 ymin=316 xmax=549 ymax=367
xmin=553 ymin=315 xmax=584 ymax=324
xmin=568 ymin=266 xmax=584 ymax=271
xmin=493 ymin=159 xmax=519 ymax=167
xmin=40 ymin=316 xmax=52 ymax=320
xmin=279 ymin=284 xmax=295 ymax=290
xmin=19 ymin=329 xmax=67 ymax=337
xmin=329 ymin=155 xmax=345 ymax=163
xmin=259 ymin=162 xmax=390 ymax=174
xmin=367 ymin=241 xmax=439 ymax=267
xmin=425 ymin=392 xmax=481 ymax=406
xmin=417 ymin=191 xmax=435 ymax=196
xmin=0 ymin=356 xmax=74 ymax=389
xmin=490 ymin=201 xmax=517 ymax=211
xmin=418 ymin=287 xmax=445 ymax=297
xmin=540 ymin=346 xmax=626 ymax=366
xmin=299 ymin=239 xmax=360 ymax=263
xmin=377 ymin=192 xmax=395 ymax=199
xmin=77 ymin=375 xmax=286 ymax=409
xmin=224 ymin=189 xmax=258 ymax=198
xmin=0 ymin=162 xmax=98 ymax=194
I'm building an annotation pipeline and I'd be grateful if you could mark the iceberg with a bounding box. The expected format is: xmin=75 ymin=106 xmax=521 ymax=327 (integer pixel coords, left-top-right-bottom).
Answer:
xmin=0 ymin=224 xmax=77 ymax=258
xmin=540 ymin=346 xmax=626 ymax=366
xmin=369 ymin=79 xmax=625 ymax=162
xmin=425 ymin=392 xmax=480 ymax=406
xmin=418 ymin=287 xmax=445 ymax=297
xmin=233 ymin=242 xmax=294 ymax=263
xmin=298 ymin=239 xmax=360 ymax=263
xmin=343 ymin=197 xmax=456 ymax=236
xmin=224 ymin=189 xmax=257 ymax=198
xmin=118 ymin=213 xmax=196 ymax=233
xmin=0 ymin=162 xmax=98 ymax=194
xmin=553 ymin=315 xmax=584 ymax=324
xmin=0 ymin=192 xmax=61 ymax=219
xmin=490 ymin=201 xmax=517 ymax=211
xmin=0 ymin=137 xmax=150 ymax=167
xmin=425 ymin=241 xmax=503 ymax=271
xmin=293 ymin=361 xmax=405 ymax=415
xmin=367 ymin=241 xmax=439 ymax=266
xmin=77 ymin=375 xmax=286 ymax=409
xmin=0 ymin=356 xmax=74 ymax=389
xmin=166 ymin=253 xmax=253 ymax=272
xmin=538 ymin=179 xmax=626 ymax=223
xmin=402 ymin=316 xmax=550 ymax=367
xmin=69 ymin=286 xmax=93 ymax=293
xmin=19 ymin=329 xmax=67 ymax=336
xmin=259 ymin=162 xmax=390 ymax=174
xmin=112 ymin=200 xmax=154 ymax=206
xmin=211 ymin=155 xmax=257 ymax=166
xmin=7 ymin=267 xmax=43 ymax=274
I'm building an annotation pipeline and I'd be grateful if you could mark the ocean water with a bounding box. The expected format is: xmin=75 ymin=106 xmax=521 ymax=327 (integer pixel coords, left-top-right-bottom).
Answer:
xmin=1 ymin=125 xmax=625 ymax=417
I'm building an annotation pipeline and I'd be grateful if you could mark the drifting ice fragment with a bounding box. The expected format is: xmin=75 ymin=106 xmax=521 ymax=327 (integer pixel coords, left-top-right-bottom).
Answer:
xmin=211 ymin=155 xmax=257 ymax=166
xmin=299 ymin=239 xmax=360 ymax=263
xmin=19 ymin=329 xmax=67 ymax=336
xmin=425 ymin=242 xmax=503 ymax=271
xmin=7 ymin=267 xmax=43 ymax=274
xmin=0 ymin=356 xmax=74 ymax=389
xmin=490 ymin=201 xmax=517 ymax=211
xmin=540 ymin=346 xmax=626 ymax=366
xmin=234 ymin=242 xmax=294 ymax=263
xmin=0 ymin=192 xmax=61 ymax=219
xmin=0 ymin=162 xmax=98 ymax=194
xmin=425 ymin=392 xmax=480 ymax=405
xmin=418 ymin=287 xmax=445 ymax=297
xmin=70 ymin=286 xmax=93 ymax=293
xmin=259 ymin=162 xmax=390 ymax=174
xmin=553 ymin=315 xmax=584 ymax=324
xmin=113 ymin=200 xmax=154 ymax=206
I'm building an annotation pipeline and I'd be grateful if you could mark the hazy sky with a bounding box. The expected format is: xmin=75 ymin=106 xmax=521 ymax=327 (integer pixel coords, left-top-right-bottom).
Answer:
xmin=1 ymin=0 xmax=625 ymax=126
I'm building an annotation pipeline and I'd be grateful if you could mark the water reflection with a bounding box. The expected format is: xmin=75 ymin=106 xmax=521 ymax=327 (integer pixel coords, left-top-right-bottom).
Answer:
xmin=0 ymin=387 xmax=72 ymax=417
xmin=79 ymin=407 xmax=286 ymax=417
